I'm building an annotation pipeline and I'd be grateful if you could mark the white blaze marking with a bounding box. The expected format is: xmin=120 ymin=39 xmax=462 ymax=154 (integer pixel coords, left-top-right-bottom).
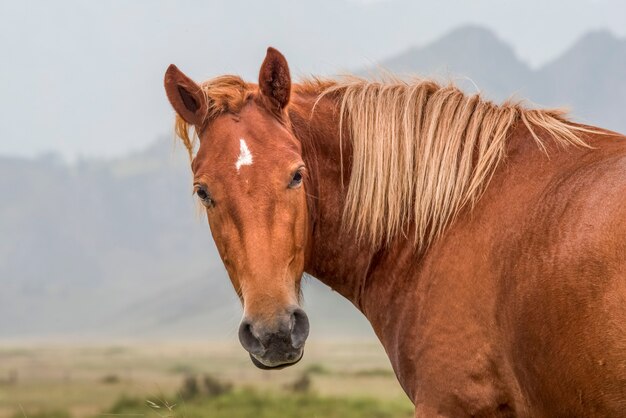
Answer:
xmin=235 ymin=138 xmax=253 ymax=172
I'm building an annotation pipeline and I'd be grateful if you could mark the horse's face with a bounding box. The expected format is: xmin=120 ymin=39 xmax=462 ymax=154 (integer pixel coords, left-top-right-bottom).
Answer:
xmin=193 ymin=104 xmax=309 ymax=369
xmin=164 ymin=48 xmax=310 ymax=369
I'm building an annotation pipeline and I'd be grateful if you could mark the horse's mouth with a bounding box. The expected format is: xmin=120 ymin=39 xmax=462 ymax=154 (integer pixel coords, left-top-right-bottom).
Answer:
xmin=249 ymin=350 xmax=304 ymax=370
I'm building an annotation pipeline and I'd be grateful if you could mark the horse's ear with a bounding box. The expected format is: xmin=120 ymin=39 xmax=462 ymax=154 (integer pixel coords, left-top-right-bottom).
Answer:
xmin=164 ymin=64 xmax=208 ymax=126
xmin=258 ymin=47 xmax=291 ymax=110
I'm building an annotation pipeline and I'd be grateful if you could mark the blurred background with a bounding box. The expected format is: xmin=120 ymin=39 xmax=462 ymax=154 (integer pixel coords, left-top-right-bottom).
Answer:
xmin=1 ymin=0 xmax=625 ymax=416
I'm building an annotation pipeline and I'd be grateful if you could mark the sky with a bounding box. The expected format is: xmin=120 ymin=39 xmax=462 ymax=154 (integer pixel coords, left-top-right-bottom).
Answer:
xmin=1 ymin=0 xmax=625 ymax=160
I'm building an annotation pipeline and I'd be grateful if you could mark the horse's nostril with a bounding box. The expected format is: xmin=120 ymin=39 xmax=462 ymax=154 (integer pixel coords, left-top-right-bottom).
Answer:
xmin=290 ymin=308 xmax=310 ymax=349
xmin=238 ymin=320 xmax=265 ymax=356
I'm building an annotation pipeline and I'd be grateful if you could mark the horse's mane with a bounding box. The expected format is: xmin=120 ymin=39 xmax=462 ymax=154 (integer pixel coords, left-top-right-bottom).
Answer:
xmin=318 ymin=76 xmax=593 ymax=250
xmin=174 ymin=73 xmax=592 ymax=251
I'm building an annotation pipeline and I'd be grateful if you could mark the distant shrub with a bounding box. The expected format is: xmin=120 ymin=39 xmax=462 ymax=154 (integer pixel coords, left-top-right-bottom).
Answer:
xmin=285 ymin=372 xmax=312 ymax=393
xmin=304 ymin=363 xmax=331 ymax=375
xmin=181 ymin=374 xmax=200 ymax=399
xmin=202 ymin=373 xmax=233 ymax=397
xmin=180 ymin=374 xmax=232 ymax=400
xmin=100 ymin=374 xmax=121 ymax=384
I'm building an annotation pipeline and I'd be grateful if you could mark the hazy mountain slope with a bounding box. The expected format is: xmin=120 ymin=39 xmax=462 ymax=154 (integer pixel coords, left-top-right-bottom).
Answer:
xmin=0 ymin=140 xmax=213 ymax=336
xmin=532 ymin=30 xmax=626 ymax=133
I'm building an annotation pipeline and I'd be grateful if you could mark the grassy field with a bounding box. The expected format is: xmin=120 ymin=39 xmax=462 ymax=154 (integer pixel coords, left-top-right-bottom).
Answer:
xmin=0 ymin=340 xmax=412 ymax=417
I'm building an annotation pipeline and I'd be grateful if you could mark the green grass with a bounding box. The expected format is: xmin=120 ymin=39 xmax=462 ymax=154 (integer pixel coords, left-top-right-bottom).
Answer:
xmin=104 ymin=389 xmax=414 ymax=418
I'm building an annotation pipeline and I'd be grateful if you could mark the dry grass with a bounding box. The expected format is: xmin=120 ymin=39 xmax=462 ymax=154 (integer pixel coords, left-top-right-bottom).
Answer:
xmin=0 ymin=340 xmax=406 ymax=418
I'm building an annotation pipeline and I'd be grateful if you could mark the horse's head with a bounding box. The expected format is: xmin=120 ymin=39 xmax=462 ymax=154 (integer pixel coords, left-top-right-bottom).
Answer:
xmin=164 ymin=48 xmax=310 ymax=369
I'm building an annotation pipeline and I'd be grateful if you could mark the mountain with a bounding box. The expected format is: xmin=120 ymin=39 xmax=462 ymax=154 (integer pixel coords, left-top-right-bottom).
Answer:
xmin=376 ymin=26 xmax=626 ymax=135
xmin=377 ymin=26 xmax=533 ymax=101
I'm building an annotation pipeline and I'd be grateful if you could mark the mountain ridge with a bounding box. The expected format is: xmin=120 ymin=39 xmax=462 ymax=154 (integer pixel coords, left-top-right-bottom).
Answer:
xmin=373 ymin=25 xmax=626 ymax=134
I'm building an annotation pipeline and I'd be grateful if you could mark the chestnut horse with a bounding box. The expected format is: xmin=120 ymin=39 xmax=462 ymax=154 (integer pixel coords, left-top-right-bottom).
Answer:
xmin=164 ymin=48 xmax=626 ymax=417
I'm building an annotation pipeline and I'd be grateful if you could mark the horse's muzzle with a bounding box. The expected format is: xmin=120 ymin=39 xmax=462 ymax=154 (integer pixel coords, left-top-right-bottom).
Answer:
xmin=238 ymin=306 xmax=309 ymax=369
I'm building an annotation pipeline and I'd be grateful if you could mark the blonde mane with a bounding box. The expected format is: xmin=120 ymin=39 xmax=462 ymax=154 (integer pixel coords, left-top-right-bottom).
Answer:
xmin=320 ymin=76 xmax=591 ymax=250
xmin=174 ymin=73 xmax=593 ymax=251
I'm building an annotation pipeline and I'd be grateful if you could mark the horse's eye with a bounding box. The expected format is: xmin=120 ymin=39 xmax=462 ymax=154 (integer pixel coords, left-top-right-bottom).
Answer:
xmin=289 ymin=170 xmax=303 ymax=189
xmin=195 ymin=186 xmax=214 ymax=207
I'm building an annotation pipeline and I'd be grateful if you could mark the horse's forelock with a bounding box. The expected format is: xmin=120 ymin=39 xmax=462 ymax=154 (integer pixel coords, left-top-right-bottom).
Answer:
xmin=174 ymin=75 xmax=253 ymax=160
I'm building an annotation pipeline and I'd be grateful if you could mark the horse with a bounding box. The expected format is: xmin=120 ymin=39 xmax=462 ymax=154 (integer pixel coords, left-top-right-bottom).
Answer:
xmin=163 ymin=47 xmax=626 ymax=417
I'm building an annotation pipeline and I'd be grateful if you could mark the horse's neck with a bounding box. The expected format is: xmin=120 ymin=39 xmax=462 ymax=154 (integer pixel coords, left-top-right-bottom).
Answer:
xmin=292 ymin=92 xmax=427 ymax=400
xmin=291 ymin=93 xmax=381 ymax=311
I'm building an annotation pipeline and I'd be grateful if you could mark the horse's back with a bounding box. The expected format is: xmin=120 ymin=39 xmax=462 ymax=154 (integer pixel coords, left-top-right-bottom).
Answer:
xmin=500 ymin=128 xmax=626 ymax=416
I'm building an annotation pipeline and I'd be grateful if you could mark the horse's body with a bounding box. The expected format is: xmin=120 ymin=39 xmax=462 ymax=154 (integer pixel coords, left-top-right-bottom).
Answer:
xmin=292 ymin=90 xmax=626 ymax=417
xmin=164 ymin=48 xmax=626 ymax=417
